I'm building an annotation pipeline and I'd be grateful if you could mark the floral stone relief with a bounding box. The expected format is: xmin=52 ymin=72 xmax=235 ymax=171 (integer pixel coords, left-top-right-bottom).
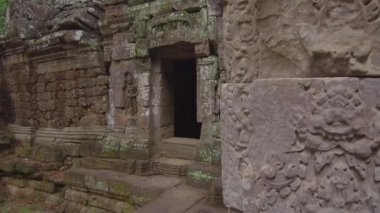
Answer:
xmin=221 ymin=78 xmax=380 ymax=212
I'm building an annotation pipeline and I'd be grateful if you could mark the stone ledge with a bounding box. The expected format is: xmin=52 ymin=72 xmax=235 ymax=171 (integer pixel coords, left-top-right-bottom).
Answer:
xmin=64 ymin=189 xmax=135 ymax=213
xmin=64 ymin=168 xmax=181 ymax=205
xmin=79 ymin=157 xmax=136 ymax=174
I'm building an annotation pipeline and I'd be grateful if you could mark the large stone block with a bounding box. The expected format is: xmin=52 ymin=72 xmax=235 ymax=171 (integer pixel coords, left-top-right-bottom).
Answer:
xmin=60 ymin=142 xmax=81 ymax=157
xmin=149 ymin=9 xmax=209 ymax=48
xmin=27 ymin=180 xmax=56 ymax=193
xmin=221 ymin=78 xmax=380 ymax=212
xmin=14 ymin=161 xmax=40 ymax=175
xmin=0 ymin=160 xmax=16 ymax=173
xmin=88 ymin=194 xmax=135 ymax=213
xmin=63 ymin=170 xmax=86 ymax=189
xmin=31 ymin=144 xmax=65 ymax=163
xmin=112 ymin=33 xmax=137 ymax=60
xmin=2 ymin=177 xmax=27 ymax=188
xmin=80 ymin=141 xmax=102 ymax=157
xmin=80 ymin=157 xmax=136 ymax=174
xmin=65 ymin=189 xmax=89 ymax=205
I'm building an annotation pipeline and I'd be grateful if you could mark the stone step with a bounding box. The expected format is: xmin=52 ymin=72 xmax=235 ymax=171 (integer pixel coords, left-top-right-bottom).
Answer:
xmin=135 ymin=184 xmax=206 ymax=213
xmin=161 ymin=137 xmax=201 ymax=160
xmin=63 ymin=168 xmax=181 ymax=206
xmin=79 ymin=158 xmax=152 ymax=176
xmin=152 ymin=157 xmax=195 ymax=176
xmin=79 ymin=157 xmax=136 ymax=174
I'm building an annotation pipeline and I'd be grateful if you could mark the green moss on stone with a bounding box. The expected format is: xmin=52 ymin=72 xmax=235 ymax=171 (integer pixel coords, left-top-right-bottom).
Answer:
xmin=187 ymin=170 xmax=216 ymax=182
xmin=158 ymin=0 xmax=173 ymax=14
xmin=99 ymin=136 xmax=121 ymax=158
xmin=0 ymin=161 xmax=15 ymax=173
xmin=84 ymin=176 xmax=109 ymax=192
xmin=108 ymin=181 xmax=131 ymax=197
xmin=0 ymin=0 xmax=6 ymax=35
xmin=117 ymin=202 xmax=135 ymax=213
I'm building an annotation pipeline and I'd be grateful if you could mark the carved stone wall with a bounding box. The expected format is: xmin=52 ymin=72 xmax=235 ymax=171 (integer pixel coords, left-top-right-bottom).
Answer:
xmin=222 ymin=78 xmax=380 ymax=212
xmin=222 ymin=1 xmax=380 ymax=212
xmin=224 ymin=0 xmax=380 ymax=83
xmin=3 ymin=0 xmax=107 ymax=128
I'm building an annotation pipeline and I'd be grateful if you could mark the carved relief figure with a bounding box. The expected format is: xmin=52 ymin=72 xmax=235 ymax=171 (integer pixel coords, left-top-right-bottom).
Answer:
xmin=124 ymin=72 xmax=138 ymax=116
xmin=252 ymin=84 xmax=380 ymax=213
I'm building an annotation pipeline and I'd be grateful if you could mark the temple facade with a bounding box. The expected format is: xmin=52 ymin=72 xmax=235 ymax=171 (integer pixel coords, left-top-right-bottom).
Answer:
xmin=1 ymin=0 xmax=380 ymax=212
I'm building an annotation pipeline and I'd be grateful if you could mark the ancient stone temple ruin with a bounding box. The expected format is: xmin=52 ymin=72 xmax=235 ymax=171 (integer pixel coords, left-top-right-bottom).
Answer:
xmin=0 ymin=0 xmax=380 ymax=213
xmin=0 ymin=0 xmax=224 ymax=212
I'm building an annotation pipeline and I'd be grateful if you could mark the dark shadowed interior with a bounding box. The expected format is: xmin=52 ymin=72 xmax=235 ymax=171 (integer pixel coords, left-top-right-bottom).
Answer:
xmin=173 ymin=59 xmax=201 ymax=139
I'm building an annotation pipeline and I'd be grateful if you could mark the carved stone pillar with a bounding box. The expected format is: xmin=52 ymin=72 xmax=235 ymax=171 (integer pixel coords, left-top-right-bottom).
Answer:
xmin=222 ymin=0 xmax=380 ymax=211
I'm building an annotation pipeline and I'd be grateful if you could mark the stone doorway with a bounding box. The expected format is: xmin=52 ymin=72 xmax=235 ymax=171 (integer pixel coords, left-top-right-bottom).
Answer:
xmin=172 ymin=59 xmax=201 ymax=139
xmin=151 ymin=43 xmax=203 ymax=152
xmin=151 ymin=54 xmax=203 ymax=171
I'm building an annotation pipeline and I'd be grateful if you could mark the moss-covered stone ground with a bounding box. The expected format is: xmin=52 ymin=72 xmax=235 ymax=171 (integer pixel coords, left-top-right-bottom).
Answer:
xmin=0 ymin=199 xmax=60 ymax=213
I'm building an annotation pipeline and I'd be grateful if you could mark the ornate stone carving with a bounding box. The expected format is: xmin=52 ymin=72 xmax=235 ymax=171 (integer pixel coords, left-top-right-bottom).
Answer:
xmin=124 ymin=72 xmax=138 ymax=116
xmin=254 ymin=85 xmax=380 ymax=212
xmin=224 ymin=0 xmax=259 ymax=83
xmin=148 ymin=9 xmax=209 ymax=49
xmin=221 ymin=84 xmax=255 ymax=209
xmin=222 ymin=79 xmax=380 ymax=212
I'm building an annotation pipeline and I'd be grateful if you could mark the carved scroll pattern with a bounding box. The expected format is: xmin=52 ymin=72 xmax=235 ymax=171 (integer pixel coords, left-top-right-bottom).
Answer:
xmin=222 ymin=84 xmax=255 ymax=209
xmin=254 ymin=85 xmax=380 ymax=213
xmin=224 ymin=0 xmax=259 ymax=83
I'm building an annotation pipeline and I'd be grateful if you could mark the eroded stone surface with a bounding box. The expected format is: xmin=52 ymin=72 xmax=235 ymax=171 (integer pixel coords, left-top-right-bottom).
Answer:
xmin=221 ymin=78 xmax=380 ymax=212
xmin=224 ymin=0 xmax=380 ymax=82
xmin=7 ymin=0 xmax=103 ymax=39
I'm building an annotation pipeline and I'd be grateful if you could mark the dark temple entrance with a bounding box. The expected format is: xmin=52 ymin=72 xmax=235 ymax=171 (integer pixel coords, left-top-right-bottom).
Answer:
xmin=173 ymin=59 xmax=201 ymax=139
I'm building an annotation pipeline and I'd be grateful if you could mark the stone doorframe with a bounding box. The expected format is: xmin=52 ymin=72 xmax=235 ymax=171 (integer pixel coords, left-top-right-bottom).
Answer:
xmin=149 ymin=43 xmax=219 ymax=156
xmin=108 ymin=42 xmax=220 ymax=159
